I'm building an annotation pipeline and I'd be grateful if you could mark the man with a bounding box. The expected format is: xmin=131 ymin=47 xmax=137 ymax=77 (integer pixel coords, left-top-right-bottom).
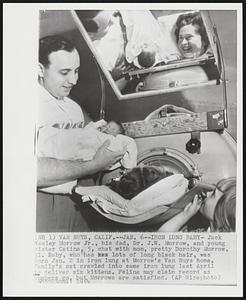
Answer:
xmin=37 ymin=35 xmax=125 ymax=231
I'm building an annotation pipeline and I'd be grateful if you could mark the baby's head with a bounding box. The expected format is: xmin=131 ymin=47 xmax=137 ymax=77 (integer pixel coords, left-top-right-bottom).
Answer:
xmin=137 ymin=43 xmax=157 ymax=68
xmin=199 ymin=177 xmax=236 ymax=232
xmin=99 ymin=120 xmax=125 ymax=136
xmin=175 ymin=12 xmax=209 ymax=59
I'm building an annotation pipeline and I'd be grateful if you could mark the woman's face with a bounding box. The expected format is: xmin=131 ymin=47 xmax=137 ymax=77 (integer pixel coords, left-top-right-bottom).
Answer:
xmin=178 ymin=24 xmax=205 ymax=58
xmin=199 ymin=188 xmax=223 ymax=221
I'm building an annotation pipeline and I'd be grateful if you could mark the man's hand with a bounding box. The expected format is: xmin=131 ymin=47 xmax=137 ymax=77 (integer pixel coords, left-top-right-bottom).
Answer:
xmin=92 ymin=140 xmax=125 ymax=171
xmin=37 ymin=141 xmax=125 ymax=188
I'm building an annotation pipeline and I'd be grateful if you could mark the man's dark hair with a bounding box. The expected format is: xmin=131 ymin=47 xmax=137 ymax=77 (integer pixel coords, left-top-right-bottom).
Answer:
xmin=39 ymin=35 xmax=76 ymax=67
xmin=76 ymin=10 xmax=102 ymax=33
xmin=174 ymin=12 xmax=209 ymax=52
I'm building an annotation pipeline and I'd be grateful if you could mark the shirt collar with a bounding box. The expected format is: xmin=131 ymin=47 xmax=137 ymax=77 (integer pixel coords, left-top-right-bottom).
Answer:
xmin=39 ymin=84 xmax=65 ymax=102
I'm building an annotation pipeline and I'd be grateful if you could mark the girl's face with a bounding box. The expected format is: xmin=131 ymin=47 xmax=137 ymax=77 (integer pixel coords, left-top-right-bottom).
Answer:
xmin=199 ymin=188 xmax=223 ymax=221
xmin=178 ymin=24 xmax=205 ymax=59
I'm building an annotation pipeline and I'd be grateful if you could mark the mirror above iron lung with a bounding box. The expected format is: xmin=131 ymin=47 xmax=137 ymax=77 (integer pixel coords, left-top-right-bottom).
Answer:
xmin=72 ymin=10 xmax=221 ymax=99
xmin=70 ymin=9 xmax=229 ymax=137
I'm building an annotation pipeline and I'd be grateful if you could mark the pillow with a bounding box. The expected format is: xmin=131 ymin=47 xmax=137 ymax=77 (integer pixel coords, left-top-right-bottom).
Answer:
xmin=75 ymin=174 xmax=188 ymax=217
xmin=126 ymin=174 xmax=188 ymax=215
xmin=157 ymin=13 xmax=182 ymax=56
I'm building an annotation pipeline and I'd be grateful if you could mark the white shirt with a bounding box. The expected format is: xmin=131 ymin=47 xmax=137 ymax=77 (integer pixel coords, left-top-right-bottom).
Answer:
xmin=37 ymin=84 xmax=85 ymax=194
xmin=38 ymin=84 xmax=84 ymax=130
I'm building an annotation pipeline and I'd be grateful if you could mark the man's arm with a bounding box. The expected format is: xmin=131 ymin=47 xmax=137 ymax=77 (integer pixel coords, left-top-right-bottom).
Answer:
xmin=37 ymin=140 xmax=125 ymax=188
xmin=37 ymin=157 xmax=97 ymax=188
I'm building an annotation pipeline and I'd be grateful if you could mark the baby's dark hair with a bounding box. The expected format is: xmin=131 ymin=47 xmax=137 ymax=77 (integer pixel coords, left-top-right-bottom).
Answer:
xmin=109 ymin=120 xmax=125 ymax=135
xmin=138 ymin=50 xmax=156 ymax=68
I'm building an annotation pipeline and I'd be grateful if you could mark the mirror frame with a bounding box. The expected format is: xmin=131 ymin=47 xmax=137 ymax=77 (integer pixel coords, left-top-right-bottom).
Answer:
xmin=71 ymin=9 xmax=222 ymax=101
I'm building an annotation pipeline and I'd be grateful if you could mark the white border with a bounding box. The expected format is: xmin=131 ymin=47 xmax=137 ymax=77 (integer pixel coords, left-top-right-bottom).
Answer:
xmin=3 ymin=3 xmax=243 ymax=297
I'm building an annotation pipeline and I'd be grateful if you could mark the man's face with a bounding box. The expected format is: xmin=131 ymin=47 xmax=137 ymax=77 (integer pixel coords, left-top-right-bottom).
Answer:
xmin=178 ymin=24 xmax=205 ymax=59
xmin=41 ymin=49 xmax=80 ymax=99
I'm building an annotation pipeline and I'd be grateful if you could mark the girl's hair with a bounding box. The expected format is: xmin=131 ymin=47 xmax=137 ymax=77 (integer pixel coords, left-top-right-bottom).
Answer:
xmin=212 ymin=177 xmax=236 ymax=232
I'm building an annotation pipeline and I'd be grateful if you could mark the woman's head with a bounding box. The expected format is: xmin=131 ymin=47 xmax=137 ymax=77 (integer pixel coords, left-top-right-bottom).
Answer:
xmin=200 ymin=177 xmax=236 ymax=232
xmin=175 ymin=12 xmax=209 ymax=59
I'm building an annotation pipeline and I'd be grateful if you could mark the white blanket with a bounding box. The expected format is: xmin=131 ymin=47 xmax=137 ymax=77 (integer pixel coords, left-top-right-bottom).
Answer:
xmin=37 ymin=125 xmax=137 ymax=170
xmin=121 ymin=10 xmax=171 ymax=67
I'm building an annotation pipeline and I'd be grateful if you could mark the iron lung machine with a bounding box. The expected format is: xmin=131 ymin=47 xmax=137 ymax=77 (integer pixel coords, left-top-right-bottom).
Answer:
xmin=40 ymin=10 xmax=237 ymax=228
xmin=74 ymin=9 xmax=236 ymax=227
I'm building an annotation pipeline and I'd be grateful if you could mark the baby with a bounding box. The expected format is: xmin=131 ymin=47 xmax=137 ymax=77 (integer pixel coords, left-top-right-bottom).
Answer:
xmin=121 ymin=10 xmax=170 ymax=69
xmin=37 ymin=119 xmax=137 ymax=170
xmin=158 ymin=177 xmax=236 ymax=232
xmin=111 ymin=42 xmax=158 ymax=80
xmin=96 ymin=120 xmax=125 ymax=136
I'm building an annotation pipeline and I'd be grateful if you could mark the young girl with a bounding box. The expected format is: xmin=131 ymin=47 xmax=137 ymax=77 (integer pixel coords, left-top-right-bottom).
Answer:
xmin=158 ymin=177 xmax=236 ymax=232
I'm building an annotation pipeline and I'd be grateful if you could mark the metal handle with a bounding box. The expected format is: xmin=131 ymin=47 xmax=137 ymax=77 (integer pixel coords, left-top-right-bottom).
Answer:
xmin=213 ymin=25 xmax=228 ymax=128
xmin=95 ymin=59 xmax=106 ymax=120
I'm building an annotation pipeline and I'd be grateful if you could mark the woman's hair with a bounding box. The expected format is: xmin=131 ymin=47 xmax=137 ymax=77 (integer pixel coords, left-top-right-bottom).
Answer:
xmin=39 ymin=35 xmax=75 ymax=68
xmin=174 ymin=12 xmax=209 ymax=52
xmin=212 ymin=177 xmax=236 ymax=232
